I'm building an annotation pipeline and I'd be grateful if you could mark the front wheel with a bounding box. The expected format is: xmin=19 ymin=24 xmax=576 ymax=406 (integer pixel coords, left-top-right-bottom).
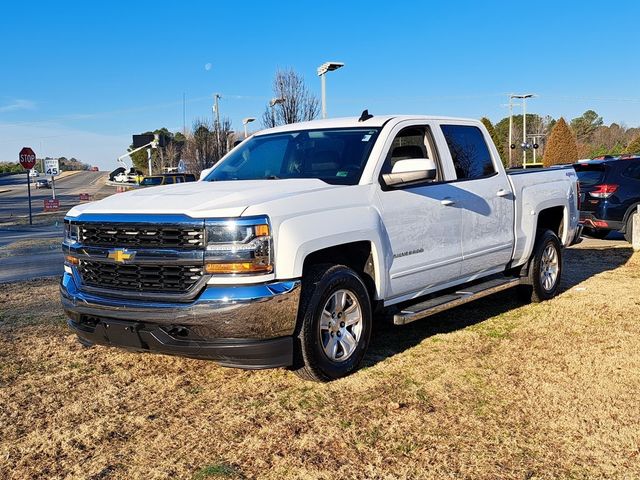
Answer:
xmin=520 ymin=230 xmax=563 ymax=303
xmin=293 ymin=264 xmax=372 ymax=382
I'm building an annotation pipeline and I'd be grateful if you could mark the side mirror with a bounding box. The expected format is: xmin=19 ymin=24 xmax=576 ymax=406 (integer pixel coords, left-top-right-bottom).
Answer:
xmin=199 ymin=167 xmax=214 ymax=181
xmin=382 ymin=158 xmax=437 ymax=187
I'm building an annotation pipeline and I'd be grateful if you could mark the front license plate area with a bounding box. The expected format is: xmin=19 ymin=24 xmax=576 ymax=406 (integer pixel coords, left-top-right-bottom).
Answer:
xmin=97 ymin=320 xmax=144 ymax=349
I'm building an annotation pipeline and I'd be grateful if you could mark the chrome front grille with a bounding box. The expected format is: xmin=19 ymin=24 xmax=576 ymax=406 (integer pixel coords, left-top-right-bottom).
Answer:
xmin=78 ymin=260 xmax=204 ymax=294
xmin=79 ymin=224 xmax=205 ymax=249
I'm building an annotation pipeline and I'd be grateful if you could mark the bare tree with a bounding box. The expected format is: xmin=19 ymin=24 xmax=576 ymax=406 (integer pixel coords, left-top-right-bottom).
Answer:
xmin=182 ymin=118 xmax=236 ymax=175
xmin=261 ymin=68 xmax=320 ymax=128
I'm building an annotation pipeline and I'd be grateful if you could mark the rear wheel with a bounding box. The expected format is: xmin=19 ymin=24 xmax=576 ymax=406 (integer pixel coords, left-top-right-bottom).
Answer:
xmin=624 ymin=213 xmax=636 ymax=243
xmin=293 ymin=264 xmax=372 ymax=382
xmin=519 ymin=230 xmax=563 ymax=303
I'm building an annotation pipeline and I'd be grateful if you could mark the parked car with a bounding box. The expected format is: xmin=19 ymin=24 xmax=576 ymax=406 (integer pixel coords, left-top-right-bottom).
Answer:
xmin=61 ymin=114 xmax=581 ymax=381
xmin=35 ymin=178 xmax=51 ymax=189
xmin=574 ymin=156 xmax=640 ymax=242
xmin=138 ymin=173 xmax=196 ymax=187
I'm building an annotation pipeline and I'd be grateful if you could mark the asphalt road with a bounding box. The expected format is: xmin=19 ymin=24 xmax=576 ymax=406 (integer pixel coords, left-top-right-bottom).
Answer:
xmin=0 ymin=171 xmax=108 ymax=223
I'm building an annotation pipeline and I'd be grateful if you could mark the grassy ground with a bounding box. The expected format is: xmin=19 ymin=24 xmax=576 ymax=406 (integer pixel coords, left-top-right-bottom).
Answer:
xmin=1 ymin=243 xmax=639 ymax=479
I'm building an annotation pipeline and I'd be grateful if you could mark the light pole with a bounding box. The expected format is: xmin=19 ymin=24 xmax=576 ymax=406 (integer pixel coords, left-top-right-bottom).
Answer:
xmin=242 ymin=117 xmax=255 ymax=138
xmin=212 ymin=93 xmax=222 ymax=155
xmin=269 ymin=97 xmax=285 ymax=126
xmin=510 ymin=93 xmax=534 ymax=166
xmin=317 ymin=61 xmax=344 ymax=119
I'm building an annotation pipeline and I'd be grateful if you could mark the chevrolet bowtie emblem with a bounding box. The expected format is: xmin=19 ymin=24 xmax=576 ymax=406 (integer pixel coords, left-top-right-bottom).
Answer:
xmin=107 ymin=249 xmax=135 ymax=263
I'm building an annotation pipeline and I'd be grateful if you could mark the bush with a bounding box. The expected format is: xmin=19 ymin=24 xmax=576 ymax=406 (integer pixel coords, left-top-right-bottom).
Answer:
xmin=543 ymin=118 xmax=578 ymax=167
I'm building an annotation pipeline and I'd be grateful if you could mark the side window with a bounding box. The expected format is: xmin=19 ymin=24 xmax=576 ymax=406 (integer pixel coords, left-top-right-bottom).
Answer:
xmin=622 ymin=162 xmax=640 ymax=180
xmin=164 ymin=176 xmax=174 ymax=184
xmin=380 ymin=126 xmax=438 ymax=178
xmin=441 ymin=125 xmax=496 ymax=180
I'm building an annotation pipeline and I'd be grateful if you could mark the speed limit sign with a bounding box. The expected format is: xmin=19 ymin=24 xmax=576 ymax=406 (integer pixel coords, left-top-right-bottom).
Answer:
xmin=44 ymin=158 xmax=60 ymax=177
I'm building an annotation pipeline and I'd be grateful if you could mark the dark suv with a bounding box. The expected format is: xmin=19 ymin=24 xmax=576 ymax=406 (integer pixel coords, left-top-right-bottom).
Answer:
xmin=575 ymin=156 xmax=640 ymax=242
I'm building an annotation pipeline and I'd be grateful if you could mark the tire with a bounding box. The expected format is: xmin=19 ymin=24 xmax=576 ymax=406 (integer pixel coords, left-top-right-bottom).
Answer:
xmin=624 ymin=213 xmax=636 ymax=243
xmin=520 ymin=230 xmax=563 ymax=303
xmin=584 ymin=227 xmax=611 ymax=239
xmin=293 ymin=264 xmax=372 ymax=382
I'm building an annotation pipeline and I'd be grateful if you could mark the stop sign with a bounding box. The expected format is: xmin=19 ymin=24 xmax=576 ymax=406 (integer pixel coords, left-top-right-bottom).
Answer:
xmin=19 ymin=147 xmax=36 ymax=170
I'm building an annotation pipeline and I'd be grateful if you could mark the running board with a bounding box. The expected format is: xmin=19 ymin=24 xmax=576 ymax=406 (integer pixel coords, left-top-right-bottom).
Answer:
xmin=393 ymin=276 xmax=522 ymax=325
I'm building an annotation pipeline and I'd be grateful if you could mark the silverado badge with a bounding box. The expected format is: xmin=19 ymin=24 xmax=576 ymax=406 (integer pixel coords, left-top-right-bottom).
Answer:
xmin=107 ymin=248 xmax=135 ymax=263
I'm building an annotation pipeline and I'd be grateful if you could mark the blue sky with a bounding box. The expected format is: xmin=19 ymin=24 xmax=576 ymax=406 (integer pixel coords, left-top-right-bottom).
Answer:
xmin=1 ymin=0 xmax=639 ymax=170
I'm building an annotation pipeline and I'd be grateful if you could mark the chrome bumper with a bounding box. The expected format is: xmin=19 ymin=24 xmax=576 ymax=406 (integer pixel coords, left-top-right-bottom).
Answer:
xmin=60 ymin=271 xmax=301 ymax=339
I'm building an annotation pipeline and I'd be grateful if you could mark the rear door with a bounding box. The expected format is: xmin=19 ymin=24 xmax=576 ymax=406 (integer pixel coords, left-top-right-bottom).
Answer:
xmin=439 ymin=123 xmax=515 ymax=277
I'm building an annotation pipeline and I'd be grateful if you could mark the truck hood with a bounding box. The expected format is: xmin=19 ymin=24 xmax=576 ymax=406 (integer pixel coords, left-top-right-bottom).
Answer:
xmin=66 ymin=179 xmax=343 ymax=218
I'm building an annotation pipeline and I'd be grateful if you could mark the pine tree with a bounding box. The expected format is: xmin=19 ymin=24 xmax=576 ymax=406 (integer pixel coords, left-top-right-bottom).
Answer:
xmin=624 ymin=135 xmax=640 ymax=155
xmin=480 ymin=117 xmax=507 ymax=167
xmin=543 ymin=117 xmax=578 ymax=167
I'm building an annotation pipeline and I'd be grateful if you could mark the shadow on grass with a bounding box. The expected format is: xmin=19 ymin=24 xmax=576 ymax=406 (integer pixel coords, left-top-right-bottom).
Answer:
xmin=364 ymin=246 xmax=634 ymax=367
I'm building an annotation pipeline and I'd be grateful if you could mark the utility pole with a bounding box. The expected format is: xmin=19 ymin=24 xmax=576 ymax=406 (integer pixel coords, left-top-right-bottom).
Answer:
xmin=508 ymin=96 xmax=514 ymax=168
xmin=213 ymin=93 xmax=221 ymax=158
xmin=510 ymin=93 xmax=534 ymax=167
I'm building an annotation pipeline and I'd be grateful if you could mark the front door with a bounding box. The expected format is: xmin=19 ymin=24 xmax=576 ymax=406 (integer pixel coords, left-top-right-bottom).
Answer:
xmin=376 ymin=124 xmax=464 ymax=300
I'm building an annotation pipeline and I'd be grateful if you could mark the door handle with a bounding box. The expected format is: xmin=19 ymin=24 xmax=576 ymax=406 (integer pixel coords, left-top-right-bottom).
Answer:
xmin=440 ymin=198 xmax=456 ymax=206
xmin=496 ymin=189 xmax=509 ymax=197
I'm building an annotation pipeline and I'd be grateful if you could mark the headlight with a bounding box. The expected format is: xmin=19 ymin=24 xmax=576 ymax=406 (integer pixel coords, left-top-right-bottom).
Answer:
xmin=204 ymin=217 xmax=273 ymax=275
xmin=63 ymin=221 xmax=80 ymax=244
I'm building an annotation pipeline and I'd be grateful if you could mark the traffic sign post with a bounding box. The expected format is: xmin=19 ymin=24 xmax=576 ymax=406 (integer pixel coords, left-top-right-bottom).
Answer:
xmin=44 ymin=158 xmax=60 ymax=200
xmin=19 ymin=147 xmax=37 ymax=225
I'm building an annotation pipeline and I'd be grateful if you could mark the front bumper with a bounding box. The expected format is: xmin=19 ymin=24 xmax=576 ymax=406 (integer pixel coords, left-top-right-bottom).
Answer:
xmin=61 ymin=271 xmax=301 ymax=368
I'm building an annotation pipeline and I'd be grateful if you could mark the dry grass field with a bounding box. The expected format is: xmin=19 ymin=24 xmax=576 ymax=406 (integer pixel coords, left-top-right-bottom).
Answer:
xmin=1 ymin=241 xmax=639 ymax=479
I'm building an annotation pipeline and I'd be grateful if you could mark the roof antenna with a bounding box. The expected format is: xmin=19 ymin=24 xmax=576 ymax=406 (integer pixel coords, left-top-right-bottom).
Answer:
xmin=358 ymin=109 xmax=373 ymax=122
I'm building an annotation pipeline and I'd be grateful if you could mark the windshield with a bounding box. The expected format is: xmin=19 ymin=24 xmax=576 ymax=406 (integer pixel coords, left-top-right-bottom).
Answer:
xmin=205 ymin=128 xmax=381 ymax=185
xmin=140 ymin=176 xmax=163 ymax=186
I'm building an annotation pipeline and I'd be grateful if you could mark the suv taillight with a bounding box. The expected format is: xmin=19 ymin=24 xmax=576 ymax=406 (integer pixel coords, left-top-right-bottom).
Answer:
xmin=589 ymin=184 xmax=618 ymax=199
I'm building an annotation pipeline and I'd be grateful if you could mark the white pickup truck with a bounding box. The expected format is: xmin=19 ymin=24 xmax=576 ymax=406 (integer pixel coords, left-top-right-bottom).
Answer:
xmin=61 ymin=114 xmax=581 ymax=381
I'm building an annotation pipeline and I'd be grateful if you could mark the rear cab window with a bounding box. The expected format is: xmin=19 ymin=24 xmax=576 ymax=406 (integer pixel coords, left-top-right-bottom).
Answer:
xmin=440 ymin=125 xmax=496 ymax=180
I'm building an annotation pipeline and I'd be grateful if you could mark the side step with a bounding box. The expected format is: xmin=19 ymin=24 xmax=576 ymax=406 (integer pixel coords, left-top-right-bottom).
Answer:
xmin=393 ymin=276 xmax=522 ymax=325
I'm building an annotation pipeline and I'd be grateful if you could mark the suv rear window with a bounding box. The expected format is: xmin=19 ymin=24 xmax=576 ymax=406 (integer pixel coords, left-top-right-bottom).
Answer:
xmin=574 ymin=163 xmax=605 ymax=186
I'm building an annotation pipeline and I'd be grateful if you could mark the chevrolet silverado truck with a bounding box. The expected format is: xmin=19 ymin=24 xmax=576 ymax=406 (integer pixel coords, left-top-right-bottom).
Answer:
xmin=61 ymin=114 xmax=582 ymax=381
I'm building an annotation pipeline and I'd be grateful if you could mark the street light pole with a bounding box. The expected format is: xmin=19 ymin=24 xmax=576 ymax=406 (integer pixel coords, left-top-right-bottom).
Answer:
xmin=269 ymin=97 xmax=285 ymax=127
xmin=242 ymin=117 xmax=255 ymax=138
xmin=321 ymin=74 xmax=327 ymax=119
xmin=317 ymin=61 xmax=344 ymax=119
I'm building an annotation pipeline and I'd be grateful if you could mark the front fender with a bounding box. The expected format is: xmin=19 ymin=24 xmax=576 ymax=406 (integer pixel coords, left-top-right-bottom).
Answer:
xmin=274 ymin=206 xmax=388 ymax=299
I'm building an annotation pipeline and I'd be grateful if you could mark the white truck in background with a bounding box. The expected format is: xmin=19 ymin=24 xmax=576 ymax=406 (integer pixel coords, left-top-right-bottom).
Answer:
xmin=61 ymin=114 xmax=581 ymax=381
